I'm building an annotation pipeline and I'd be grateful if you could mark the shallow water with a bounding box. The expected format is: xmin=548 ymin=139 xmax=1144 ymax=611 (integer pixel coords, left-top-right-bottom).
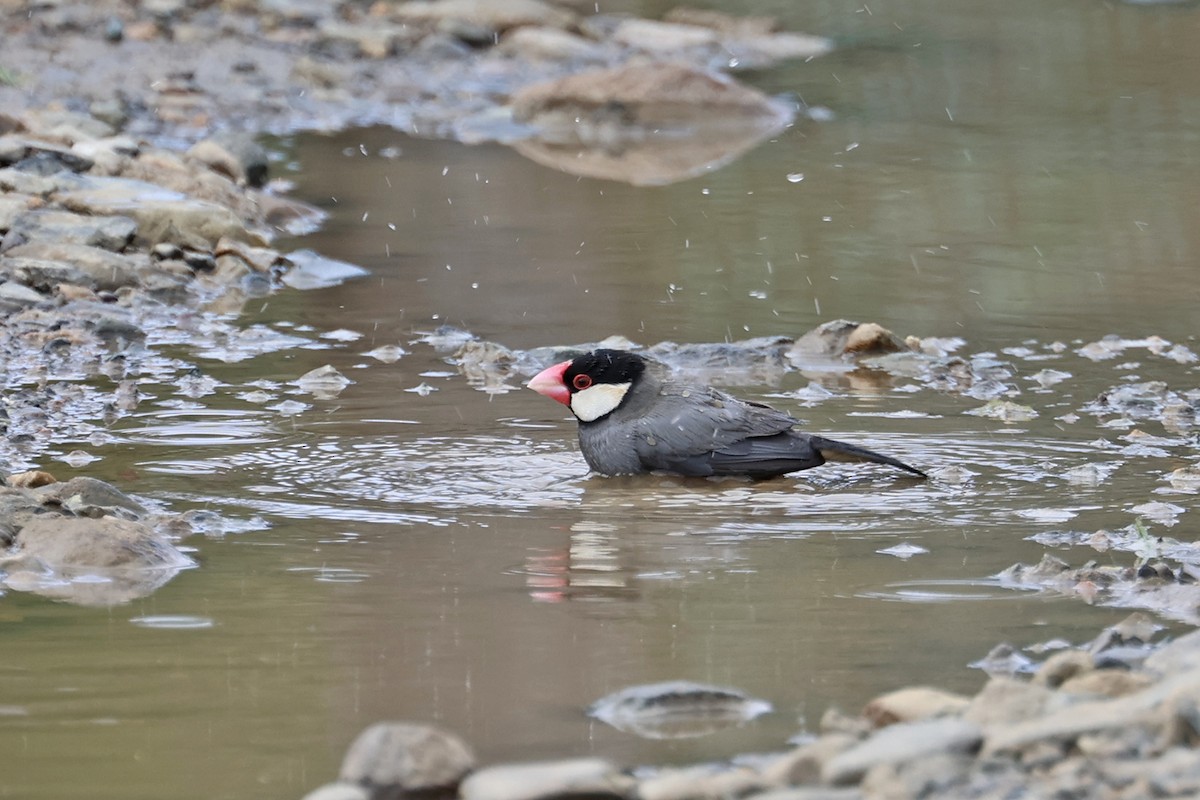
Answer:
xmin=7 ymin=1 xmax=1200 ymax=798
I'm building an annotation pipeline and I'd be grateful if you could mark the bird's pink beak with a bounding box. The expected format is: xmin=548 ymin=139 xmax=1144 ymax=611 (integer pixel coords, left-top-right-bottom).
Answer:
xmin=527 ymin=360 xmax=571 ymax=406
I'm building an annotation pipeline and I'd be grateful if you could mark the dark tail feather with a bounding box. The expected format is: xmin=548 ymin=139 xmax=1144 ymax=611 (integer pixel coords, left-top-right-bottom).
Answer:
xmin=810 ymin=435 xmax=927 ymax=478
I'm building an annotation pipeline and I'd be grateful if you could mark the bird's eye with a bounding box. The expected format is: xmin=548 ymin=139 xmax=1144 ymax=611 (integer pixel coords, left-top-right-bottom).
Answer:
xmin=572 ymin=374 xmax=593 ymax=390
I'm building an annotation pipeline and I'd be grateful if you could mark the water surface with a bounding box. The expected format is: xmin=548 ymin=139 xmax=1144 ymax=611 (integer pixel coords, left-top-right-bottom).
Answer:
xmin=6 ymin=1 xmax=1200 ymax=798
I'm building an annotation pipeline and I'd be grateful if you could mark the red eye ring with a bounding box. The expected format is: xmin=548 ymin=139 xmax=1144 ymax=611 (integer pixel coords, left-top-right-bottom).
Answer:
xmin=572 ymin=374 xmax=593 ymax=390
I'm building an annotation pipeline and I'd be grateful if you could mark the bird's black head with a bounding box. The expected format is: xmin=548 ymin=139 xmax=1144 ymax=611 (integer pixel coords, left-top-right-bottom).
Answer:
xmin=560 ymin=349 xmax=646 ymax=422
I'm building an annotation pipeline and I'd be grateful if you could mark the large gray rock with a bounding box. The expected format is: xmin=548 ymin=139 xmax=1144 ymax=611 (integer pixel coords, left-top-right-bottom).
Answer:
xmin=6 ymin=208 xmax=137 ymax=251
xmin=37 ymin=476 xmax=149 ymax=518
xmin=10 ymin=516 xmax=186 ymax=570
xmin=459 ymin=758 xmax=633 ymax=800
xmin=2 ymin=241 xmax=142 ymax=290
xmin=339 ymin=722 xmax=475 ymax=796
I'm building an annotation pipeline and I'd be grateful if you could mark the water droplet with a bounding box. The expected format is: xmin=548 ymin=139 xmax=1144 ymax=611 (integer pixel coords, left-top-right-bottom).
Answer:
xmin=786 ymin=173 xmax=805 ymax=183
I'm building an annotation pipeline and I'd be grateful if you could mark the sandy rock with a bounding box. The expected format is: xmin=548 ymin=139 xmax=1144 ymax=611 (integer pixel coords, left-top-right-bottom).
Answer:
xmin=394 ymin=0 xmax=577 ymax=32
xmin=338 ymin=721 xmax=475 ymax=794
xmin=610 ymin=19 xmax=720 ymax=51
xmin=187 ymin=136 xmax=270 ymax=190
xmin=459 ymin=758 xmax=633 ymax=800
xmin=821 ymin=718 xmax=983 ymax=786
xmin=497 ymin=26 xmax=610 ymax=62
xmin=662 ymin=7 xmax=781 ymax=36
xmin=963 ymin=677 xmax=1055 ymax=728
xmin=0 ymin=193 xmax=37 ymax=228
xmin=1033 ymin=650 xmax=1093 ymax=688
xmin=982 ymin=669 xmax=1200 ymax=757
xmin=7 ymin=208 xmax=137 ymax=251
xmin=761 ymin=734 xmax=857 ymax=787
xmin=6 ymin=470 xmax=57 ymax=489
xmin=861 ymin=686 xmax=971 ymax=727
xmin=638 ymin=764 xmax=764 ymax=800
xmin=743 ymin=790 xmax=862 ymax=800
xmin=1060 ymin=669 xmax=1155 ymax=699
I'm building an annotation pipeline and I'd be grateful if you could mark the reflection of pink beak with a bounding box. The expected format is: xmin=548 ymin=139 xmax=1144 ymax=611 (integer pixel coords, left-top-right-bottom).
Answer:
xmin=527 ymin=360 xmax=572 ymax=406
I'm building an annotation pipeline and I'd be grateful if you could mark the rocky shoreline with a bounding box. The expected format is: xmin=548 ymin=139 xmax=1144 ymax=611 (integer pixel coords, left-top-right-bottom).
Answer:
xmin=304 ymin=612 xmax=1200 ymax=800
xmin=4 ymin=1 xmax=1200 ymax=799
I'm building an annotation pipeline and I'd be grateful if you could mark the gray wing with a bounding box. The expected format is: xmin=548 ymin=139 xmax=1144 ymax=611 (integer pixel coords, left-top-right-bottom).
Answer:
xmin=631 ymin=385 xmax=801 ymax=476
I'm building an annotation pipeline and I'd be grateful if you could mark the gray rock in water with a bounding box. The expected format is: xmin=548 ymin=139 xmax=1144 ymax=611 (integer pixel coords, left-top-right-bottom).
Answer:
xmin=588 ymin=680 xmax=771 ymax=739
xmin=37 ymin=476 xmax=149 ymax=518
xmin=459 ymin=758 xmax=633 ymax=800
xmin=821 ymin=718 xmax=983 ymax=786
xmin=10 ymin=516 xmax=187 ymax=570
xmin=338 ymin=721 xmax=475 ymax=795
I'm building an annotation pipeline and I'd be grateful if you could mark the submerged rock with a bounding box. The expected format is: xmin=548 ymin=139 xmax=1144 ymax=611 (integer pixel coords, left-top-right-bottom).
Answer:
xmin=588 ymin=680 xmax=772 ymax=739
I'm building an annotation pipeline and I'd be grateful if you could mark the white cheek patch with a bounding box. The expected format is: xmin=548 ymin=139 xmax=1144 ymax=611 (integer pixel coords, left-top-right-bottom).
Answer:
xmin=570 ymin=382 xmax=631 ymax=422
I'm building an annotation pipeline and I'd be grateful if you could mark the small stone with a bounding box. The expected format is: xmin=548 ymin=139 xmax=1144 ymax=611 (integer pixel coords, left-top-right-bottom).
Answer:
xmin=299 ymin=783 xmax=371 ymax=800
xmin=861 ymin=686 xmax=970 ymax=727
xmin=338 ymin=722 xmax=475 ymax=794
xmin=7 ymin=470 xmax=57 ymax=489
xmin=1034 ymin=651 xmax=1093 ymax=688
xmin=1060 ymin=669 xmax=1154 ymax=698
xmin=459 ymin=758 xmax=633 ymax=800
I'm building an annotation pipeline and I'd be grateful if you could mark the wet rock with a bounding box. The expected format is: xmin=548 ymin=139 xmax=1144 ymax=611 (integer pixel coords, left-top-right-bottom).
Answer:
xmin=293 ymin=365 xmax=354 ymax=399
xmin=821 ymin=718 xmax=983 ymax=786
xmin=861 ymin=686 xmax=971 ymax=727
xmin=459 ymin=758 xmax=633 ymax=800
xmin=338 ymin=721 xmax=475 ymax=795
xmin=2 ymin=241 xmax=140 ymax=290
xmin=394 ymin=0 xmax=577 ymax=33
xmin=281 ymin=249 xmax=369 ymax=290
xmin=7 ymin=208 xmax=137 ymax=251
xmin=510 ymin=63 xmax=793 ymax=185
xmin=858 ymin=752 xmax=974 ymax=800
xmin=588 ymin=680 xmax=772 ymax=739
xmin=637 ymin=763 xmax=765 ymax=800
xmin=6 ymin=515 xmax=185 ymax=570
xmin=964 ymin=399 xmax=1038 ymax=423
xmin=37 ymin=475 xmax=149 ymax=518
xmin=788 ymin=320 xmax=909 ymax=364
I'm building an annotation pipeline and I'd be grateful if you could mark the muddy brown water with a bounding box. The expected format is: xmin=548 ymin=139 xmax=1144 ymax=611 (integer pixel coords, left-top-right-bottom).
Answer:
xmin=6 ymin=1 xmax=1200 ymax=798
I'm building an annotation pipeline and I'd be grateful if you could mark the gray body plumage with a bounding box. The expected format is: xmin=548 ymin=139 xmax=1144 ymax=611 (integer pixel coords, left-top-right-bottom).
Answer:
xmin=577 ymin=364 xmax=923 ymax=479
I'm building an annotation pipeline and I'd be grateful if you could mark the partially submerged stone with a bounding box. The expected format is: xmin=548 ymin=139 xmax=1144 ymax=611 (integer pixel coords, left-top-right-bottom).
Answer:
xmin=510 ymin=63 xmax=793 ymax=185
xmin=588 ymin=680 xmax=771 ymax=739
xmin=788 ymin=320 xmax=910 ymax=363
